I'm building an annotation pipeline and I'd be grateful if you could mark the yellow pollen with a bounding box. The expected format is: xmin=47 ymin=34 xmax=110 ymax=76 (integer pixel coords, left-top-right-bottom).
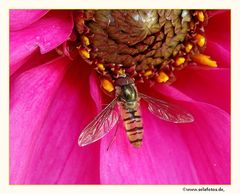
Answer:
xmin=185 ymin=43 xmax=193 ymax=53
xmin=82 ymin=36 xmax=90 ymax=46
xmin=80 ymin=49 xmax=90 ymax=59
xmin=197 ymin=11 xmax=205 ymax=22
xmin=101 ymin=79 xmax=114 ymax=92
xmin=118 ymin=68 xmax=125 ymax=75
xmin=97 ymin=63 xmax=105 ymax=71
xmin=192 ymin=54 xmax=218 ymax=67
xmin=175 ymin=57 xmax=185 ymax=66
xmin=156 ymin=71 xmax=169 ymax=83
xmin=196 ymin=34 xmax=206 ymax=47
xmin=144 ymin=70 xmax=153 ymax=77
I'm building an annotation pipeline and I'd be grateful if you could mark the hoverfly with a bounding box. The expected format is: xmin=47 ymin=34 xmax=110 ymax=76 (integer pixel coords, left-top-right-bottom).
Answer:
xmin=78 ymin=76 xmax=194 ymax=148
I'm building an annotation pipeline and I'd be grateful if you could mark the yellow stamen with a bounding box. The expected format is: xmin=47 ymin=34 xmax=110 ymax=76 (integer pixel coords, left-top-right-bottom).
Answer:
xmin=82 ymin=36 xmax=90 ymax=46
xmin=101 ymin=79 xmax=114 ymax=92
xmin=118 ymin=68 xmax=125 ymax=75
xmin=97 ymin=63 xmax=105 ymax=71
xmin=192 ymin=53 xmax=218 ymax=67
xmin=156 ymin=71 xmax=169 ymax=83
xmin=175 ymin=57 xmax=185 ymax=66
xmin=197 ymin=11 xmax=205 ymax=22
xmin=185 ymin=43 xmax=193 ymax=53
xmin=196 ymin=34 xmax=206 ymax=47
xmin=144 ymin=70 xmax=153 ymax=77
xmin=80 ymin=49 xmax=90 ymax=59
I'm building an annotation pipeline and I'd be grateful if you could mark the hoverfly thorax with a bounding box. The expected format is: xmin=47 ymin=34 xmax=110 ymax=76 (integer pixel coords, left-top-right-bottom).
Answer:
xmin=115 ymin=77 xmax=138 ymax=109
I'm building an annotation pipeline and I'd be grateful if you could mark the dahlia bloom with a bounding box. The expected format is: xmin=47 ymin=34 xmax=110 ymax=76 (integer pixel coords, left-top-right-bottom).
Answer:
xmin=10 ymin=10 xmax=230 ymax=184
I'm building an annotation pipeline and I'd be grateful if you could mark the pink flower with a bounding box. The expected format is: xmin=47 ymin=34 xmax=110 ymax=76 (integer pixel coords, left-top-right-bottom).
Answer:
xmin=10 ymin=10 xmax=230 ymax=184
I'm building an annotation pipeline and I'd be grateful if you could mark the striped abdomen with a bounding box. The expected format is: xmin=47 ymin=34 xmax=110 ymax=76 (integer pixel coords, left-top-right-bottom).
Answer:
xmin=119 ymin=102 xmax=143 ymax=148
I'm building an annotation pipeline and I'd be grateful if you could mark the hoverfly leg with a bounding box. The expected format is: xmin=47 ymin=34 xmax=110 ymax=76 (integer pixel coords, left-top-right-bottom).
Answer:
xmin=106 ymin=123 xmax=119 ymax=151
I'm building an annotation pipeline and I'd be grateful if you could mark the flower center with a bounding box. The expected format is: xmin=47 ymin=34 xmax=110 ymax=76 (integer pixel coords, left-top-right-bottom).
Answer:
xmin=73 ymin=10 xmax=216 ymax=90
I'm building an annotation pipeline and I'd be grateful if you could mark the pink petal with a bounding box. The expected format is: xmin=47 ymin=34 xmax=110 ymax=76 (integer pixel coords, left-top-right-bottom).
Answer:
xmin=206 ymin=10 xmax=230 ymax=53
xmin=11 ymin=50 xmax=60 ymax=79
xmin=178 ymin=103 xmax=230 ymax=184
xmin=172 ymin=67 xmax=230 ymax=113
xmin=11 ymin=56 xmax=70 ymax=183
xmin=10 ymin=58 xmax=101 ymax=184
xmin=54 ymin=60 xmax=101 ymax=184
xmin=10 ymin=10 xmax=49 ymax=31
xmin=207 ymin=10 xmax=229 ymax=19
xmin=89 ymin=72 xmax=102 ymax=111
xmin=205 ymin=41 xmax=230 ymax=68
xmin=10 ymin=10 xmax=73 ymax=75
xmin=99 ymin=87 xmax=230 ymax=184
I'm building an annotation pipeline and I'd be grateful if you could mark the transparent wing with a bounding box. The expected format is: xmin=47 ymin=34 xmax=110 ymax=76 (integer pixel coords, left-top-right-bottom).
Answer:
xmin=78 ymin=97 xmax=119 ymax=146
xmin=139 ymin=92 xmax=194 ymax=123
